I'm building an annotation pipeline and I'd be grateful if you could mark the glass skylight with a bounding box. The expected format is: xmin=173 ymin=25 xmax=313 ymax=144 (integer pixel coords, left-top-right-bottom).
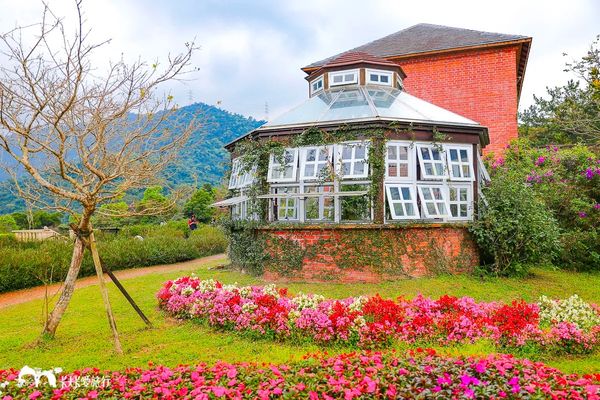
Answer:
xmin=262 ymin=87 xmax=480 ymax=129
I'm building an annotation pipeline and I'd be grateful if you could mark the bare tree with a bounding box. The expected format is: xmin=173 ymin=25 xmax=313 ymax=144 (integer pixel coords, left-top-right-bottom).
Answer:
xmin=0 ymin=1 xmax=198 ymax=347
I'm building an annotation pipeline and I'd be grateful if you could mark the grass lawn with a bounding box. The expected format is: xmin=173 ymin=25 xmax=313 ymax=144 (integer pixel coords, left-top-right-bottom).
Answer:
xmin=0 ymin=257 xmax=599 ymax=374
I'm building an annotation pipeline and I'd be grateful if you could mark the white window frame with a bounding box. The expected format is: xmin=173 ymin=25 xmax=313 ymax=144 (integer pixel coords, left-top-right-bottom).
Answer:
xmin=270 ymin=185 xmax=299 ymax=221
xmin=303 ymin=184 xmax=335 ymax=222
xmin=366 ymin=69 xmax=393 ymax=86
xmin=228 ymin=158 xmax=242 ymax=189
xmin=299 ymin=146 xmax=332 ymax=181
xmin=447 ymin=184 xmax=473 ymax=221
xmin=310 ymin=76 xmax=324 ymax=96
xmin=385 ymin=141 xmax=415 ymax=181
xmin=446 ymin=145 xmax=474 ymax=181
xmin=329 ymin=69 xmax=359 ymax=87
xmin=267 ymin=148 xmax=299 ymax=183
xmin=416 ymin=144 xmax=448 ymax=180
xmin=335 ymin=141 xmax=369 ymax=179
xmin=417 ymin=184 xmax=450 ymax=219
xmin=385 ymin=184 xmax=420 ymax=220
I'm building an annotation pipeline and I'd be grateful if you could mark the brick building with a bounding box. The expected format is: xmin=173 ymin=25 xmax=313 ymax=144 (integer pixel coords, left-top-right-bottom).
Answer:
xmin=216 ymin=24 xmax=532 ymax=282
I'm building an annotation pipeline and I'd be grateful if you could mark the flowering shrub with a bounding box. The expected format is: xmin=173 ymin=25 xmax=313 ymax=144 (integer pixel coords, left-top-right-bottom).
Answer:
xmin=487 ymin=141 xmax=600 ymax=271
xmin=0 ymin=350 xmax=598 ymax=399
xmin=158 ymin=277 xmax=600 ymax=354
xmin=538 ymin=294 xmax=600 ymax=331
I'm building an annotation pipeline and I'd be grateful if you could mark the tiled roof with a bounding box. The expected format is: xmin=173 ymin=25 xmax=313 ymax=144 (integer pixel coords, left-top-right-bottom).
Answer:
xmin=307 ymin=51 xmax=405 ymax=80
xmin=304 ymin=23 xmax=530 ymax=70
xmin=322 ymin=51 xmax=400 ymax=68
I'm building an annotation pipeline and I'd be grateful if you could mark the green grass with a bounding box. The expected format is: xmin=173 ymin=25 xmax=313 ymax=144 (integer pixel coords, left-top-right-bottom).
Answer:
xmin=0 ymin=259 xmax=599 ymax=374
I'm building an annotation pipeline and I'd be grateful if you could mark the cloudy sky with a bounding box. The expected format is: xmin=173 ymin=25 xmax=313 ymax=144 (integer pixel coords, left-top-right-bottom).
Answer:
xmin=1 ymin=0 xmax=598 ymax=121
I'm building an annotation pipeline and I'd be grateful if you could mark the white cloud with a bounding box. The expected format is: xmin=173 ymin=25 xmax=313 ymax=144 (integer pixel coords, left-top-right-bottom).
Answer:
xmin=0 ymin=0 xmax=597 ymax=120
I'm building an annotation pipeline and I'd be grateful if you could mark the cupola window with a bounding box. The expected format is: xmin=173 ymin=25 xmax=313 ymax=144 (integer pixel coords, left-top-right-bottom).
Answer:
xmin=329 ymin=69 xmax=358 ymax=86
xmin=366 ymin=69 xmax=393 ymax=86
xmin=310 ymin=76 xmax=324 ymax=95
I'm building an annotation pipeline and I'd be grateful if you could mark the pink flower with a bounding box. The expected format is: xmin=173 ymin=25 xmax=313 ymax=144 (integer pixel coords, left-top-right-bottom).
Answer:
xmin=28 ymin=392 xmax=42 ymax=400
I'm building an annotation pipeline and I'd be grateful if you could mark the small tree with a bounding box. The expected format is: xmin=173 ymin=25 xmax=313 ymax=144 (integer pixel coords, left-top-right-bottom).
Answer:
xmin=0 ymin=1 xmax=198 ymax=346
xmin=0 ymin=214 xmax=17 ymax=233
xmin=183 ymin=185 xmax=215 ymax=223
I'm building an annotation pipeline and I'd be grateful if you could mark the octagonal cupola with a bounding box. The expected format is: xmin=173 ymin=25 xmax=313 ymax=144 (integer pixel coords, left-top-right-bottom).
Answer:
xmin=306 ymin=51 xmax=407 ymax=97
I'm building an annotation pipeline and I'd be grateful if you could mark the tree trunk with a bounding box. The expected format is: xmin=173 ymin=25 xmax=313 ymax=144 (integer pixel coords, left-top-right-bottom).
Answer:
xmin=89 ymin=229 xmax=123 ymax=354
xmin=41 ymin=235 xmax=86 ymax=336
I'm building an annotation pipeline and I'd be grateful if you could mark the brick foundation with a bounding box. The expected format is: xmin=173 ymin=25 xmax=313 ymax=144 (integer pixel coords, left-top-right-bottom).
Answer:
xmin=259 ymin=224 xmax=479 ymax=283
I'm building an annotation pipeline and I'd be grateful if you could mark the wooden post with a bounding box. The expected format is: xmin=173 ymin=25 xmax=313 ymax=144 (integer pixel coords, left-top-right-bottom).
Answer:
xmin=89 ymin=229 xmax=123 ymax=355
xmin=102 ymin=265 xmax=153 ymax=328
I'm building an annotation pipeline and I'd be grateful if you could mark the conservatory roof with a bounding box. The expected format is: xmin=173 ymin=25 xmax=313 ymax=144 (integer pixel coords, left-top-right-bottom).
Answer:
xmin=259 ymin=86 xmax=480 ymax=130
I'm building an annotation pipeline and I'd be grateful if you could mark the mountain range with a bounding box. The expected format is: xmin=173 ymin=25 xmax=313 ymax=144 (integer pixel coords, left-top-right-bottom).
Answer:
xmin=0 ymin=102 xmax=264 ymax=214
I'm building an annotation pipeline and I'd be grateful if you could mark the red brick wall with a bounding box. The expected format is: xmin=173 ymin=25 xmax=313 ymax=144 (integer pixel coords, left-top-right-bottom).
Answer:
xmin=398 ymin=46 xmax=519 ymax=154
xmin=260 ymin=226 xmax=479 ymax=283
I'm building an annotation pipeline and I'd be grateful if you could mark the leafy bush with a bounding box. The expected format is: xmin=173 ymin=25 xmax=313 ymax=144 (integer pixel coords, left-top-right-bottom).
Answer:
xmin=486 ymin=141 xmax=600 ymax=271
xmin=470 ymin=170 xmax=561 ymax=276
xmin=0 ymin=215 xmax=17 ymax=233
xmin=0 ymin=224 xmax=227 ymax=293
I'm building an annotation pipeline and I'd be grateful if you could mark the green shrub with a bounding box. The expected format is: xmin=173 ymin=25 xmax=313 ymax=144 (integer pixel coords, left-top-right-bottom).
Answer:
xmin=0 ymin=225 xmax=228 ymax=293
xmin=0 ymin=233 xmax=17 ymax=248
xmin=470 ymin=171 xmax=561 ymax=276
xmin=188 ymin=225 xmax=228 ymax=256
xmin=558 ymin=229 xmax=600 ymax=272
xmin=0 ymin=215 xmax=17 ymax=233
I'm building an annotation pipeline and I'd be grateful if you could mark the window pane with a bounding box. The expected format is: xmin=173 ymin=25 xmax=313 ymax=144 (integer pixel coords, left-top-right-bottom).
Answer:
xmin=305 ymin=198 xmax=319 ymax=219
xmin=354 ymin=162 xmax=365 ymax=175
xmin=333 ymin=75 xmax=343 ymax=83
xmin=460 ymin=150 xmax=469 ymax=162
xmin=304 ymin=164 xmax=314 ymax=177
xmin=420 ymin=148 xmax=431 ymax=160
xmin=405 ymin=203 xmax=415 ymax=216
xmin=355 ymin=145 xmax=365 ymax=159
xmin=450 ymin=188 xmax=457 ymax=201
xmin=394 ymin=203 xmax=404 ymax=216
xmin=390 ymin=186 xmax=400 ymax=200
xmin=426 ymin=203 xmax=436 ymax=215
xmin=344 ymin=73 xmax=354 ymax=81
xmin=318 ymin=148 xmax=329 ymax=161
xmin=342 ymin=146 xmax=352 ymax=159
xmin=451 ymin=204 xmax=458 ymax=217
xmin=388 ymin=163 xmax=398 ymax=177
xmin=342 ymin=162 xmax=351 ymax=175
xmin=452 ymin=165 xmax=461 ymax=177
xmin=398 ymin=146 xmax=408 ymax=160
xmin=422 ymin=189 xmax=433 ymax=200
xmin=462 ymin=165 xmax=471 ymax=177
xmin=450 ymin=149 xmax=458 ymax=162
xmin=380 ymin=75 xmax=389 ymax=83
xmin=306 ymin=149 xmax=316 ymax=162
xmin=434 ymin=163 xmax=444 ymax=176
xmin=370 ymin=74 xmax=378 ymax=82
xmin=460 ymin=204 xmax=467 ymax=216
xmin=438 ymin=202 xmax=447 ymax=215
xmin=284 ymin=151 xmax=294 ymax=163
xmin=432 ymin=188 xmax=443 ymax=200
xmin=398 ymin=164 xmax=408 ymax=177
xmin=388 ymin=146 xmax=397 ymax=159
xmin=432 ymin=148 xmax=442 ymax=160
xmin=401 ymin=187 xmax=411 ymax=199
xmin=284 ymin=165 xmax=293 ymax=179
xmin=425 ymin=163 xmax=434 ymax=176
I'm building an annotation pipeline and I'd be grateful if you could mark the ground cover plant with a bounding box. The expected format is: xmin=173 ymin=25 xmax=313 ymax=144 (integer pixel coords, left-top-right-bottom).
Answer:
xmin=0 ymin=350 xmax=598 ymax=399
xmin=0 ymin=223 xmax=227 ymax=293
xmin=1 ymin=258 xmax=599 ymax=374
xmin=159 ymin=278 xmax=600 ymax=355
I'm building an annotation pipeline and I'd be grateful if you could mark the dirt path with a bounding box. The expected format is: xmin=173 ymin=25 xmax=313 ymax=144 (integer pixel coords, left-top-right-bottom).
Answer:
xmin=0 ymin=254 xmax=227 ymax=310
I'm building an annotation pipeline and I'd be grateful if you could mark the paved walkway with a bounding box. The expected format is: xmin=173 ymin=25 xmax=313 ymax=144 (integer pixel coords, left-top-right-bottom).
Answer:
xmin=0 ymin=254 xmax=227 ymax=310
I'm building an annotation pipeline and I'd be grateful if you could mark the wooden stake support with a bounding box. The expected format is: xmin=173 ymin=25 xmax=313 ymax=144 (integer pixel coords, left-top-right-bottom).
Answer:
xmin=102 ymin=265 xmax=153 ymax=328
xmin=89 ymin=229 xmax=123 ymax=355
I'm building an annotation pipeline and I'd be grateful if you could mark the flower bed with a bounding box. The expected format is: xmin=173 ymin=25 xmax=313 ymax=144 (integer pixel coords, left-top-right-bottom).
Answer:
xmin=1 ymin=351 xmax=598 ymax=399
xmin=158 ymin=277 xmax=600 ymax=353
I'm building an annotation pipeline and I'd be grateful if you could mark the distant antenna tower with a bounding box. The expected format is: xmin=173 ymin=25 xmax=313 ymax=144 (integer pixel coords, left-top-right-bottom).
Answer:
xmin=264 ymin=101 xmax=269 ymax=121
xmin=187 ymin=89 xmax=194 ymax=104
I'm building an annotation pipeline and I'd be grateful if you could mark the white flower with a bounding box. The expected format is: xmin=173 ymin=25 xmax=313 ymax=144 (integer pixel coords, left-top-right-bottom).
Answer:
xmin=263 ymin=284 xmax=279 ymax=298
xmin=181 ymin=286 xmax=194 ymax=297
xmin=538 ymin=294 xmax=600 ymax=331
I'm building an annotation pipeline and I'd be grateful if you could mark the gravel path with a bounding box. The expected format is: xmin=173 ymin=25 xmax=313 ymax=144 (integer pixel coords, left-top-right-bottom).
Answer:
xmin=0 ymin=254 xmax=227 ymax=310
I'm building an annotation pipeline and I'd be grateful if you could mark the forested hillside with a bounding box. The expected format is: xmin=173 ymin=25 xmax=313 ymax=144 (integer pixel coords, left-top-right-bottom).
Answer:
xmin=0 ymin=102 xmax=263 ymax=214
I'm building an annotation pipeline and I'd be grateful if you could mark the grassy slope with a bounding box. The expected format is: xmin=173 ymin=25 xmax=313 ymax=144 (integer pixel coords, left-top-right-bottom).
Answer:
xmin=0 ymin=258 xmax=598 ymax=374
